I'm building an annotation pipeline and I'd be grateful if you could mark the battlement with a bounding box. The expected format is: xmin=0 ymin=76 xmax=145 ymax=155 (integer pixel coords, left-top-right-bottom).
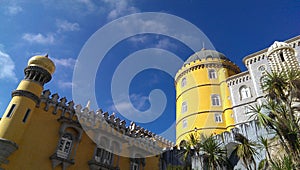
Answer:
xmin=226 ymin=71 xmax=251 ymax=87
xmin=175 ymin=58 xmax=240 ymax=84
xmin=243 ymin=35 xmax=300 ymax=67
xmin=37 ymin=90 xmax=175 ymax=152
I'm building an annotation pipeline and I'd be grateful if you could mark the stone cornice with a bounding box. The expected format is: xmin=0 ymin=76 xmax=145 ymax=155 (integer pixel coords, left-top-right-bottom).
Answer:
xmin=12 ymin=90 xmax=40 ymax=104
xmin=175 ymin=61 xmax=240 ymax=84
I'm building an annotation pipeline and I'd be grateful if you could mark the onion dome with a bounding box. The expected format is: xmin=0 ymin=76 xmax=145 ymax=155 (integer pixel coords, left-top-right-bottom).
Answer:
xmin=28 ymin=54 xmax=55 ymax=74
xmin=184 ymin=49 xmax=230 ymax=65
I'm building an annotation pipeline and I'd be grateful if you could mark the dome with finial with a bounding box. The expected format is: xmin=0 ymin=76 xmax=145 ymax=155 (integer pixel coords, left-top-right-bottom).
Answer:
xmin=28 ymin=54 xmax=56 ymax=74
xmin=267 ymin=41 xmax=292 ymax=56
xmin=184 ymin=49 xmax=229 ymax=65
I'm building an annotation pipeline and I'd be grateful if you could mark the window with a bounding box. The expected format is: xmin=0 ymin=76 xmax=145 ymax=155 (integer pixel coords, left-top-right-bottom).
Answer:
xmin=208 ymin=69 xmax=217 ymax=79
xmin=22 ymin=109 xmax=31 ymax=123
xmin=95 ymin=148 xmax=113 ymax=165
xmin=240 ymin=86 xmax=251 ymax=100
xmin=57 ymin=133 xmax=73 ymax=159
xmin=181 ymin=101 xmax=187 ymax=113
xmin=279 ymin=52 xmax=285 ymax=62
xmin=258 ymin=65 xmax=266 ymax=71
xmin=182 ymin=119 xmax=187 ymax=128
xmin=181 ymin=77 xmax=187 ymax=87
xmin=132 ymin=163 xmax=139 ymax=170
xmin=131 ymin=158 xmax=144 ymax=170
xmin=6 ymin=104 xmax=16 ymax=118
xmin=211 ymin=94 xmax=221 ymax=106
xmin=214 ymin=113 xmax=222 ymax=123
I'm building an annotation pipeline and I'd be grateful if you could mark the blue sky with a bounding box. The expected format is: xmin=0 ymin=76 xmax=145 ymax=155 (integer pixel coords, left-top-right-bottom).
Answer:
xmin=0 ymin=0 xmax=299 ymax=142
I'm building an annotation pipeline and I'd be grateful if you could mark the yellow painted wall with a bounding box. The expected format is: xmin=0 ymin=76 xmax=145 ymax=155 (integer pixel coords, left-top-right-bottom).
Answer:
xmin=0 ymin=80 xmax=43 ymax=144
xmin=175 ymin=57 xmax=239 ymax=144
xmin=1 ymin=100 xmax=162 ymax=170
xmin=0 ymin=55 xmax=163 ymax=170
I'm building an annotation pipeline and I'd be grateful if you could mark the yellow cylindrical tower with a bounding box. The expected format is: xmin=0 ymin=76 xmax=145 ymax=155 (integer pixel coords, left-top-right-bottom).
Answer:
xmin=175 ymin=49 xmax=240 ymax=144
xmin=0 ymin=54 xmax=55 ymax=144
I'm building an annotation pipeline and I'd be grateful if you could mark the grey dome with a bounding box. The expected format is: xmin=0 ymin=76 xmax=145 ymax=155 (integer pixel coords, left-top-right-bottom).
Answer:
xmin=184 ymin=49 xmax=229 ymax=64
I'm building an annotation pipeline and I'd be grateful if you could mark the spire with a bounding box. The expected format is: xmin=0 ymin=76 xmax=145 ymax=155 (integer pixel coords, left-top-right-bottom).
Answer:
xmin=44 ymin=53 xmax=49 ymax=58
xmin=85 ymin=100 xmax=91 ymax=110
xmin=201 ymin=42 xmax=206 ymax=51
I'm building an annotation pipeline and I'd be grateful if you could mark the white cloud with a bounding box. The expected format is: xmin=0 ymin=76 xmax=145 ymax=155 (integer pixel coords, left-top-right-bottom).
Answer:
xmin=51 ymin=57 xmax=76 ymax=68
xmin=76 ymin=0 xmax=96 ymax=12
xmin=109 ymin=93 xmax=149 ymax=112
xmin=22 ymin=33 xmax=55 ymax=44
xmin=57 ymin=80 xmax=73 ymax=89
xmin=6 ymin=5 xmax=23 ymax=16
xmin=0 ymin=50 xmax=17 ymax=82
xmin=116 ymin=16 xmax=168 ymax=34
xmin=103 ymin=0 xmax=139 ymax=20
xmin=129 ymin=93 xmax=149 ymax=110
xmin=128 ymin=35 xmax=149 ymax=44
xmin=155 ymin=38 xmax=178 ymax=49
xmin=56 ymin=19 xmax=80 ymax=32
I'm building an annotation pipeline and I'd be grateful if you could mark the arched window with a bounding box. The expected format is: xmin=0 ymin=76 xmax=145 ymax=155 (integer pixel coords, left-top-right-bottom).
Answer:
xmin=240 ymin=86 xmax=251 ymax=100
xmin=258 ymin=65 xmax=266 ymax=71
xmin=57 ymin=133 xmax=73 ymax=159
xmin=181 ymin=101 xmax=187 ymax=113
xmin=211 ymin=94 xmax=221 ymax=106
xmin=181 ymin=77 xmax=187 ymax=87
xmin=208 ymin=69 xmax=217 ymax=79
xmin=182 ymin=119 xmax=187 ymax=128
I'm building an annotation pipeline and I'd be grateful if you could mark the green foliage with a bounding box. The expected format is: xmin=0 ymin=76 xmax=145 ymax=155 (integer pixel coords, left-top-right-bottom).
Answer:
xmin=233 ymin=133 xmax=259 ymax=170
xmin=182 ymin=69 xmax=300 ymax=169
xmin=271 ymin=155 xmax=295 ymax=170
xmin=181 ymin=133 xmax=231 ymax=170
xmin=250 ymin=70 xmax=300 ymax=169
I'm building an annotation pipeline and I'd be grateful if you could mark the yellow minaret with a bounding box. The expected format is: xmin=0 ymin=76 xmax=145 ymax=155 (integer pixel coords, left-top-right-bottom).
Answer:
xmin=175 ymin=49 xmax=240 ymax=144
xmin=0 ymin=54 xmax=55 ymax=144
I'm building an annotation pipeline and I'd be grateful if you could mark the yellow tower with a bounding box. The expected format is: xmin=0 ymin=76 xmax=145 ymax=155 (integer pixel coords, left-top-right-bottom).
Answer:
xmin=175 ymin=49 xmax=240 ymax=144
xmin=0 ymin=54 xmax=55 ymax=161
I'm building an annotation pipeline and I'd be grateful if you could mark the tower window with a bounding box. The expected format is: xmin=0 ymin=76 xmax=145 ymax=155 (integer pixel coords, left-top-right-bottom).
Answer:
xmin=211 ymin=94 xmax=221 ymax=106
xmin=258 ymin=65 xmax=266 ymax=71
xmin=214 ymin=113 xmax=222 ymax=123
xmin=240 ymin=86 xmax=251 ymax=100
xmin=132 ymin=163 xmax=139 ymax=170
xmin=6 ymin=104 xmax=16 ymax=118
xmin=22 ymin=109 xmax=31 ymax=123
xmin=279 ymin=52 xmax=285 ymax=62
xmin=181 ymin=77 xmax=187 ymax=87
xmin=181 ymin=101 xmax=187 ymax=113
xmin=182 ymin=119 xmax=187 ymax=128
xmin=208 ymin=69 xmax=217 ymax=79
xmin=95 ymin=148 xmax=113 ymax=165
xmin=57 ymin=133 xmax=73 ymax=159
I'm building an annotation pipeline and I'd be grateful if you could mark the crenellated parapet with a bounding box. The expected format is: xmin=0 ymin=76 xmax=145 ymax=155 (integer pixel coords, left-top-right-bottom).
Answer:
xmin=37 ymin=89 xmax=174 ymax=158
xmin=243 ymin=35 xmax=300 ymax=68
xmin=175 ymin=57 xmax=240 ymax=84
xmin=243 ymin=51 xmax=267 ymax=68
xmin=38 ymin=90 xmax=78 ymax=123
xmin=226 ymin=71 xmax=251 ymax=87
